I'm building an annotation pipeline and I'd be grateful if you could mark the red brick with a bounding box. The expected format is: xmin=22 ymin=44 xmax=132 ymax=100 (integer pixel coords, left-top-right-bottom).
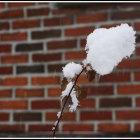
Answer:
xmin=0 ymin=9 xmax=24 ymax=19
xmin=136 ymin=47 xmax=140 ymax=56
xmin=47 ymin=40 xmax=77 ymax=50
xmin=77 ymin=13 xmax=107 ymax=23
xmin=82 ymin=86 xmax=114 ymax=96
xmin=44 ymin=17 xmax=73 ymax=26
xmin=0 ymin=113 xmax=9 ymax=121
xmin=100 ymin=72 xmax=130 ymax=83
xmin=98 ymin=123 xmax=130 ymax=133
xmin=116 ymin=111 xmax=140 ymax=120
xmin=31 ymin=76 xmax=60 ymax=85
xmin=0 ymin=32 xmax=27 ymax=41
xmin=0 ymin=89 xmax=12 ymax=98
xmin=48 ymin=88 xmax=61 ymax=97
xmin=29 ymin=124 xmax=54 ymax=132
xmin=135 ymin=22 xmax=140 ymax=31
xmin=1 ymin=55 xmax=28 ymax=64
xmin=135 ymin=123 xmax=140 ymax=131
xmin=32 ymin=53 xmax=61 ymax=62
xmin=0 ymin=22 xmax=9 ymax=30
xmin=118 ymin=85 xmax=140 ymax=95
xmin=31 ymin=100 xmax=60 ymax=109
xmin=65 ymin=26 xmax=94 ymax=37
xmin=16 ymin=89 xmax=44 ymax=98
xmin=63 ymin=124 xmax=93 ymax=132
xmin=134 ymin=72 xmax=140 ymax=81
xmin=0 ymin=100 xmax=28 ymax=110
xmin=45 ymin=112 xmax=76 ymax=121
xmin=99 ymin=97 xmax=132 ymax=108
xmin=120 ymin=3 xmax=140 ymax=8
xmin=52 ymin=9 xmax=81 ymax=15
xmin=27 ymin=7 xmax=49 ymax=17
xmin=111 ymin=10 xmax=140 ymax=20
xmin=117 ymin=59 xmax=140 ymax=69
xmin=80 ymin=38 xmax=86 ymax=48
xmin=8 ymin=2 xmax=35 ymax=8
xmin=3 ymin=77 xmax=27 ymax=86
xmin=0 ymin=44 xmax=11 ymax=53
xmin=0 ymin=3 xmax=5 ymax=8
xmin=0 ymin=125 xmax=25 ymax=132
xmin=80 ymin=111 xmax=112 ymax=120
xmin=101 ymin=23 xmax=131 ymax=29
xmin=77 ymin=74 xmax=91 ymax=84
xmin=136 ymin=98 xmax=140 ymax=107
xmin=13 ymin=19 xmax=40 ymax=29
xmin=0 ymin=66 xmax=12 ymax=75
xmin=65 ymin=51 xmax=86 ymax=60
xmin=78 ymin=99 xmax=95 ymax=108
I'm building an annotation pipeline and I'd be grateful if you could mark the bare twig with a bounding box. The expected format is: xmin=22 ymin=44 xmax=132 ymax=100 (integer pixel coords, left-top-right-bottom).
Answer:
xmin=52 ymin=67 xmax=85 ymax=137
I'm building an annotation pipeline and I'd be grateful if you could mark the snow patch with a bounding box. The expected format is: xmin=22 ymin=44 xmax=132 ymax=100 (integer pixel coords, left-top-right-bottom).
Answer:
xmin=85 ymin=23 xmax=136 ymax=75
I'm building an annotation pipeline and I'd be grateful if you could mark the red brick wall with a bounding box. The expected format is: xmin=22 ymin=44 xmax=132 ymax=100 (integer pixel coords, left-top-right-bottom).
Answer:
xmin=0 ymin=2 xmax=140 ymax=134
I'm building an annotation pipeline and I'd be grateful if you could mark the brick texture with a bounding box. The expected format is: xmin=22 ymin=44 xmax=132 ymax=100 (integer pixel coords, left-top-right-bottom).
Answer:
xmin=0 ymin=2 xmax=140 ymax=135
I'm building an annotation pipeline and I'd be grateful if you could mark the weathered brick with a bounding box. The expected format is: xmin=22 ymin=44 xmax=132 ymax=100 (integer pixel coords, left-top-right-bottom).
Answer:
xmin=0 ymin=32 xmax=27 ymax=41
xmin=0 ymin=125 xmax=25 ymax=132
xmin=48 ymin=64 xmax=65 ymax=73
xmin=0 ymin=113 xmax=9 ymax=121
xmin=111 ymin=10 xmax=140 ymax=20
xmin=48 ymin=88 xmax=61 ymax=97
xmin=117 ymin=59 xmax=140 ymax=69
xmin=32 ymin=53 xmax=61 ymax=62
xmin=13 ymin=19 xmax=40 ymax=29
xmin=0 ymin=89 xmax=12 ymax=98
xmin=29 ymin=124 xmax=53 ymax=132
xmin=44 ymin=17 xmax=73 ymax=26
xmin=65 ymin=26 xmax=94 ymax=36
xmin=0 ymin=44 xmax=11 ymax=53
xmin=136 ymin=98 xmax=140 ymax=107
xmin=8 ymin=2 xmax=35 ymax=8
xmin=0 ymin=9 xmax=24 ymax=19
xmin=31 ymin=76 xmax=60 ymax=85
xmin=27 ymin=7 xmax=49 ymax=17
xmin=0 ymin=66 xmax=13 ymax=75
xmin=100 ymin=72 xmax=130 ymax=83
xmin=47 ymin=40 xmax=77 ymax=50
xmin=82 ymin=86 xmax=114 ymax=96
xmin=32 ymin=29 xmax=61 ymax=40
xmin=31 ymin=100 xmax=60 ymax=109
xmin=14 ymin=112 xmax=42 ymax=122
xmin=3 ymin=77 xmax=28 ymax=86
xmin=99 ymin=97 xmax=132 ymax=108
xmin=134 ymin=72 xmax=140 ymax=81
xmin=16 ymin=89 xmax=44 ymax=98
xmin=78 ymin=99 xmax=95 ymax=108
xmin=135 ymin=123 xmax=140 ymax=131
xmin=62 ymin=124 xmax=93 ymax=132
xmin=16 ymin=43 xmax=43 ymax=52
xmin=1 ymin=55 xmax=28 ymax=64
xmin=116 ymin=111 xmax=140 ymax=120
xmin=0 ymin=3 xmax=5 ymax=8
xmin=98 ymin=123 xmax=130 ymax=133
xmin=77 ymin=13 xmax=107 ymax=23
xmin=16 ymin=65 xmax=44 ymax=74
xmin=65 ymin=51 xmax=86 ymax=60
xmin=0 ymin=22 xmax=9 ymax=30
xmin=52 ymin=9 xmax=81 ymax=15
xmin=80 ymin=111 xmax=112 ymax=120
xmin=136 ymin=47 xmax=140 ymax=56
xmin=46 ymin=112 xmax=76 ymax=121
xmin=118 ymin=85 xmax=140 ymax=95
xmin=0 ymin=100 xmax=28 ymax=110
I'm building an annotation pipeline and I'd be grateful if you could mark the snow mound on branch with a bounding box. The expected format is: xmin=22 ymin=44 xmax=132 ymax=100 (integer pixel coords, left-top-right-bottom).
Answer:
xmin=86 ymin=23 xmax=136 ymax=75
xmin=62 ymin=62 xmax=82 ymax=80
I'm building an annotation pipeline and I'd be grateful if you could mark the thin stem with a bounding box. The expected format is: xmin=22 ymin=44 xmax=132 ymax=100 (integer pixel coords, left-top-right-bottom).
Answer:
xmin=52 ymin=68 xmax=85 ymax=137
